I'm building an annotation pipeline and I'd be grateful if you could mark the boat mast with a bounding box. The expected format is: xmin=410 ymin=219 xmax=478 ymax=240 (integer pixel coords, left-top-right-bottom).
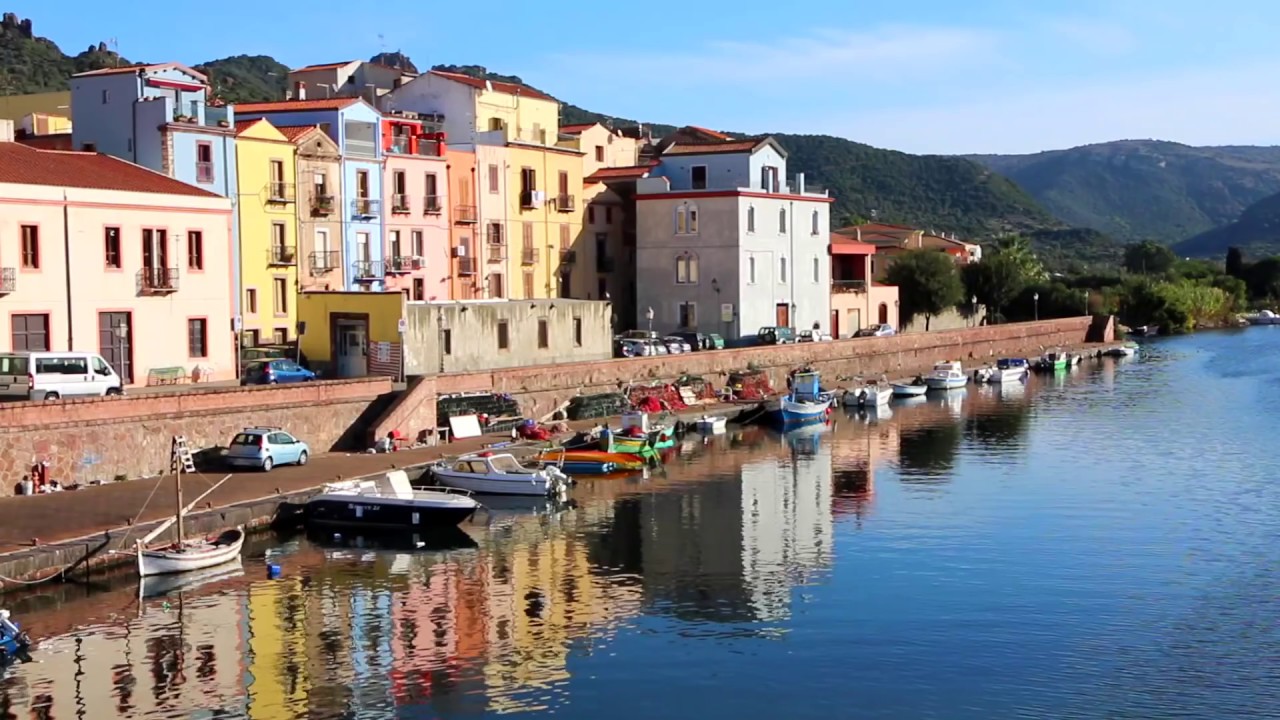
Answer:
xmin=172 ymin=436 xmax=186 ymax=547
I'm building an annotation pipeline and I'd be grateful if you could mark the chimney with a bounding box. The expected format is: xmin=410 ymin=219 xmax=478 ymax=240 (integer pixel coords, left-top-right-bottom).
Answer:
xmin=294 ymin=81 xmax=306 ymax=100
xmin=797 ymin=173 xmax=805 ymax=194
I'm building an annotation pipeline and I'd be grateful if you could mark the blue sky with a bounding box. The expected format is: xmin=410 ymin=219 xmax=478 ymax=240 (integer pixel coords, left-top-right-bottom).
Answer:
xmin=14 ymin=0 xmax=1279 ymax=154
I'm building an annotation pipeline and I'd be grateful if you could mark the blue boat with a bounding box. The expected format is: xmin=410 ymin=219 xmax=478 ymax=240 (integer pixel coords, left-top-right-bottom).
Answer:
xmin=0 ymin=610 xmax=31 ymax=664
xmin=764 ymin=370 xmax=834 ymax=427
xmin=542 ymin=460 xmax=617 ymax=475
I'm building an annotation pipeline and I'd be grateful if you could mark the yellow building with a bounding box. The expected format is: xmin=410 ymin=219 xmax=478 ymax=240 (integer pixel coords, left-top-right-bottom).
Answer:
xmin=235 ymin=118 xmax=300 ymax=347
xmin=246 ymin=577 xmax=312 ymax=720
xmin=504 ymin=142 xmax=585 ymax=298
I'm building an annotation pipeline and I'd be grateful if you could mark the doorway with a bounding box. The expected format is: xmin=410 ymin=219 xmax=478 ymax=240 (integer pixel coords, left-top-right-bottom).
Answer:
xmin=830 ymin=310 xmax=840 ymax=339
xmin=878 ymin=302 xmax=889 ymax=324
xmin=98 ymin=311 xmax=134 ymax=384
xmin=334 ymin=320 xmax=368 ymax=377
xmin=775 ymin=302 xmax=790 ymax=328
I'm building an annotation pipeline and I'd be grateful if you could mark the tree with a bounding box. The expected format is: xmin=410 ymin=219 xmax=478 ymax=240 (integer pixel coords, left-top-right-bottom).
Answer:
xmin=1244 ymin=257 xmax=1280 ymax=300
xmin=1226 ymin=246 xmax=1246 ymax=278
xmin=885 ymin=250 xmax=964 ymax=331
xmin=963 ymin=253 xmax=1028 ymax=323
xmin=991 ymin=235 xmax=1048 ymax=281
xmin=1123 ymin=240 xmax=1178 ymax=275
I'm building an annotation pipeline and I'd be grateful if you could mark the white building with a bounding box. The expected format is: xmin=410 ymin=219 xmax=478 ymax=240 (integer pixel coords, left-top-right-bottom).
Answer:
xmin=634 ymin=130 xmax=833 ymax=338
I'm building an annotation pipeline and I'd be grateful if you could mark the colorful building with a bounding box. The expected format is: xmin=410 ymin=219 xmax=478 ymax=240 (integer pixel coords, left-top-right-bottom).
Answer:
xmin=0 ymin=140 xmax=235 ymax=385
xmin=502 ymin=142 xmax=585 ymax=299
xmin=833 ymin=221 xmax=983 ymax=281
xmin=475 ymin=143 xmax=511 ymax=297
xmin=829 ymin=235 xmax=900 ymax=337
xmin=234 ymin=118 xmax=299 ymax=346
xmin=445 ymin=145 xmax=480 ymax=299
xmin=284 ymin=125 xmax=345 ymax=292
xmin=246 ymin=577 xmax=312 ymax=719
xmin=381 ymin=110 xmax=451 ymax=301
xmin=286 ymin=60 xmax=417 ymax=103
xmin=235 ymin=97 xmax=385 ymax=291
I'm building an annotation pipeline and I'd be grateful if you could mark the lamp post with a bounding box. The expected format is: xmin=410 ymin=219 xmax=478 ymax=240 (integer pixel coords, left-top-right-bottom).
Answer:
xmin=971 ymin=295 xmax=978 ymax=326
xmin=113 ymin=320 xmax=129 ymax=383
xmin=645 ymin=306 xmax=654 ymax=334
xmin=1083 ymin=289 xmax=1090 ymax=316
xmin=1033 ymin=292 xmax=1040 ymax=322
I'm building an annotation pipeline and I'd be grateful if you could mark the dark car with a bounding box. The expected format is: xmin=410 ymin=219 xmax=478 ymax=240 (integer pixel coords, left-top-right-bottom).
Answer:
xmin=756 ymin=326 xmax=796 ymax=345
xmin=670 ymin=331 xmax=725 ymax=351
xmin=241 ymin=359 xmax=316 ymax=385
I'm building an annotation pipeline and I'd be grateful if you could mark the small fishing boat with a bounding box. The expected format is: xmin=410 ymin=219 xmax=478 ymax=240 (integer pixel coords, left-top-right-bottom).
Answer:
xmin=975 ymin=357 xmax=1030 ymax=383
xmin=925 ymin=361 xmax=968 ymax=390
xmin=892 ymin=378 xmax=929 ymax=397
xmin=602 ymin=430 xmax=662 ymax=462
xmin=536 ymin=449 xmax=647 ymax=470
xmin=136 ymin=437 xmax=245 ymax=578
xmin=1128 ymin=325 xmax=1159 ymax=337
xmin=844 ymin=383 xmax=892 ymax=407
xmin=764 ymin=370 xmax=834 ymax=426
xmin=306 ymin=471 xmax=480 ymax=530
xmin=539 ymin=459 xmax=617 ymax=475
xmin=1033 ymin=350 xmax=1068 ymax=372
xmin=694 ymin=415 xmax=728 ymax=433
xmin=1103 ymin=342 xmax=1139 ymax=358
xmin=0 ymin=610 xmax=31 ymax=664
xmin=430 ymin=452 xmax=571 ymax=498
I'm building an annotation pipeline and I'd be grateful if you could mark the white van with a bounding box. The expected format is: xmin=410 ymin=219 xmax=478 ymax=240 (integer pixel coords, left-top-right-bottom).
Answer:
xmin=0 ymin=352 xmax=125 ymax=401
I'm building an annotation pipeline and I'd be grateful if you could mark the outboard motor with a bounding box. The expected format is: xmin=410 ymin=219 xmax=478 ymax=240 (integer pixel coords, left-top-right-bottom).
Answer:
xmin=0 ymin=610 xmax=31 ymax=664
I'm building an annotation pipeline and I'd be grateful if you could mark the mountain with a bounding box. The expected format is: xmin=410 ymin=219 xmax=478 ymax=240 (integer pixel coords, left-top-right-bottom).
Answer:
xmin=194 ymin=55 xmax=289 ymax=104
xmin=0 ymin=14 xmax=127 ymax=93
xmin=1174 ymin=191 xmax=1280 ymax=258
xmin=967 ymin=140 xmax=1280 ymax=244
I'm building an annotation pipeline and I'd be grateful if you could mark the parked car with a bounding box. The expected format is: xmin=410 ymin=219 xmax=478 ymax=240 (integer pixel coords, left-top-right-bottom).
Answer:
xmin=0 ymin=351 xmax=124 ymax=401
xmin=670 ymin=332 xmax=725 ymax=351
xmin=619 ymin=338 xmax=668 ymax=357
xmin=240 ymin=344 xmax=311 ymax=373
xmin=619 ymin=330 xmax=660 ymax=341
xmin=854 ymin=324 xmax=896 ymax=338
xmin=224 ymin=426 xmax=310 ymax=472
xmin=241 ymin=359 xmax=316 ymax=385
xmin=756 ymin=326 xmax=796 ymax=345
xmin=797 ymin=329 xmax=833 ymax=342
xmin=663 ymin=336 xmax=692 ymax=354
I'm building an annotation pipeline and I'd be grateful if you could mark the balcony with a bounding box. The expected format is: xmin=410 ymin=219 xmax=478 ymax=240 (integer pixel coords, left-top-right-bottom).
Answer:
xmin=137 ymin=267 xmax=179 ymax=295
xmin=309 ymin=250 xmax=339 ymax=275
xmin=267 ymin=182 xmax=295 ymax=203
xmin=311 ymin=194 xmax=335 ymax=216
xmin=416 ymin=141 xmax=442 ymax=157
xmin=832 ymin=279 xmax=868 ymax=294
xmin=519 ymin=190 xmax=535 ymax=209
xmin=391 ymin=194 xmax=411 ymax=213
xmin=560 ymin=249 xmax=576 ymax=264
xmin=521 ymin=247 xmax=539 ymax=265
xmin=268 ymin=245 xmax=297 ymax=266
xmin=458 ymin=257 xmax=476 ymax=275
xmin=596 ymin=256 xmax=615 ymax=273
xmin=487 ymin=243 xmax=506 ymax=263
xmin=0 ymin=267 xmax=14 ymax=294
xmin=389 ymin=136 xmax=411 ymax=155
xmin=352 ymin=260 xmax=384 ymax=281
xmin=351 ymin=198 xmax=380 ymax=218
xmin=556 ymin=194 xmax=576 ymax=212
xmin=454 ymin=204 xmax=478 ymax=224
xmin=196 ymin=162 xmax=214 ymax=183
xmin=345 ymin=138 xmax=377 ymax=158
xmin=386 ymin=256 xmax=419 ymax=274
xmin=424 ymin=195 xmax=442 ymax=214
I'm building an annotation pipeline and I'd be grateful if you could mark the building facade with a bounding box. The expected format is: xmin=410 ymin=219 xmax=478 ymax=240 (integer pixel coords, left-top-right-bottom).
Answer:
xmin=234 ymin=118 xmax=299 ymax=346
xmin=634 ymin=134 xmax=833 ymax=338
xmin=829 ymin=236 xmax=900 ymax=337
xmin=503 ymin=142 xmax=584 ymax=299
xmin=445 ymin=146 xmax=479 ymax=299
xmin=474 ymin=143 xmax=511 ymax=298
xmin=0 ymin=141 xmax=235 ymax=385
xmin=234 ymin=97 xmax=385 ymax=291
xmin=833 ymin=222 xmax=982 ymax=282
xmin=287 ymin=60 xmax=417 ymax=103
xmin=284 ymin=125 xmax=345 ymax=292
xmin=381 ymin=111 xmax=450 ymax=301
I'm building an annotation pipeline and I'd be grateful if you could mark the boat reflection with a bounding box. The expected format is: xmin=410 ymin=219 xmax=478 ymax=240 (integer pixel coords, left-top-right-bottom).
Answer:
xmin=138 ymin=561 xmax=244 ymax=600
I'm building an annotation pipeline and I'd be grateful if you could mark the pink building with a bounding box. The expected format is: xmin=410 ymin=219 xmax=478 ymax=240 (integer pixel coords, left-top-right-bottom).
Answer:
xmin=0 ymin=141 xmax=235 ymax=385
xmin=830 ymin=235 xmax=900 ymax=338
xmin=382 ymin=112 xmax=451 ymax=301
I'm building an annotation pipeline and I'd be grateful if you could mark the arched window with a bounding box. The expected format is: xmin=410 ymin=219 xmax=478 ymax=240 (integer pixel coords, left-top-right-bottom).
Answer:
xmin=748 ymin=256 xmax=757 ymax=284
xmin=780 ymin=256 xmax=788 ymax=283
xmin=676 ymin=203 xmax=699 ymax=235
xmin=778 ymin=208 xmax=787 ymax=233
xmin=675 ymin=252 xmax=699 ymax=284
xmin=878 ymin=302 xmax=889 ymax=324
xmin=811 ymin=210 xmax=820 ymax=235
xmin=747 ymin=205 xmax=756 ymax=233
xmin=688 ymin=204 xmax=699 ymax=234
xmin=812 ymin=256 xmax=820 ymax=283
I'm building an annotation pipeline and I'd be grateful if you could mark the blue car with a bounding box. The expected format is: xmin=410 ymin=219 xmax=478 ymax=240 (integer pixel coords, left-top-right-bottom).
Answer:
xmin=224 ymin=426 xmax=310 ymax=472
xmin=241 ymin=359 xmax=315 ymax=385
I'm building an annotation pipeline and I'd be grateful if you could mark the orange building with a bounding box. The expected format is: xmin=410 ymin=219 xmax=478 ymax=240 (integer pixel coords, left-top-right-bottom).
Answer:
xmin=446 ymin=146 xmax=479 ymax=299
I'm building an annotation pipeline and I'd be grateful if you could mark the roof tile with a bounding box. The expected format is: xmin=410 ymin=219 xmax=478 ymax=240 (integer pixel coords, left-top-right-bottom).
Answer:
xmin=235 ymin=98 xmax=362 ymax=113
xmin=0 ymin=143 xmax=222 ymax=198
xmin=662 ymin=139 xmax=764 ymax=155
xmin=428 ymin=70 xmax=556 ymax=102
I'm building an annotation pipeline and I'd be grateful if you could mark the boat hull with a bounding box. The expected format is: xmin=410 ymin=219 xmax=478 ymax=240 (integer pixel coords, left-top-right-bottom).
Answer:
xmin=980 ymin=367 xmax=1028 ymax=383
xmin=694 ymin=417 xmax=727 ymax=433
xmin=137 ymin=528 xmax=245 ymax=578
xmin=432 ymin=469 xmax=563 ymax=497
xmin=925 ymin=377 xmax=968 ymax=390
xmin=305 ymin=497 xmax=477 ymax=531
xmin=765 ymin=397 xmax=833 ymax=426
xmin=538 ymin=450 xmax=646 ymax=470
xmin=891 ymin=383 xmax=928 ymax=397
xmin=603 ymin=434 xmax=661 ymax=462
xmin=844 ymin=387 xmax=891 ymax=406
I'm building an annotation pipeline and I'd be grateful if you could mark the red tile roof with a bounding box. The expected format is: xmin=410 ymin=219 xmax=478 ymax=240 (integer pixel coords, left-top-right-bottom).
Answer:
xmin=428 ymin=70 xmax=556 ymax=102
xmin=687 ymin=125 xmax=732 ymax=140
xmin=291 ymin=60 xmax=357 ymax=72
xmin=585 ymin=164 xmax=655 ymax=183
xmin=559 ymin=123 xmax=596 ymax=135
xmin=74 ymin=62 xmax=208 ymax=82
xmin=233 ymin=119 xmax=266 ymax=135
xmin=15 ymin=134 xmax=73 ymax=151
xmin=277 ymin=124 xmax=323 ymax=142
xmin=0 ymin=143 xmax=222 ymax=197
xmin=235 ymin=98 xmax=362 ymax=113
xmin=662 ymin=139 xmax=765 ymax=155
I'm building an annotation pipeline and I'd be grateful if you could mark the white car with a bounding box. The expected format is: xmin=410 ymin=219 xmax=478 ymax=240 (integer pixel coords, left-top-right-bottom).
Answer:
xmin=663 ymin=336 xmax=692 ymax=353
xmin=0 ymin=351 xmax=125 ymax=401
xmin=797 ymin=329 xmax=833 ymax=342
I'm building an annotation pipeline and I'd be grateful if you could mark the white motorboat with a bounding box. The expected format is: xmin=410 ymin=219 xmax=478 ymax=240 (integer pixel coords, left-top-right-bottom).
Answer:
xmin=844 ymin=384 xmax=892 ymax=407
xmin=891 ymin=380 xmax=929 ymax=397
xmin=306 ymin=471 xmax=480 ymax=530
xmin=694 ymin=415 xmax=727 ymax=433
xmin=975 ymin=357 xmax=1030 ymax=384
xmin=431 ymin=452 xmax=571 ymax=498
xmin=1246 ymin=309 xmax=1279 ymax=325
xmin=925 ymin=361 xmax=968 ymax=390
xmin=1102 ymin=342 xmax=1138 ymax=358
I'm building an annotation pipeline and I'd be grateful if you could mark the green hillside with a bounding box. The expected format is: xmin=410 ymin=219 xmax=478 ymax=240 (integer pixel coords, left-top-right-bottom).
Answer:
xmin=1174 ymin=191 xmax=1280 ymax=258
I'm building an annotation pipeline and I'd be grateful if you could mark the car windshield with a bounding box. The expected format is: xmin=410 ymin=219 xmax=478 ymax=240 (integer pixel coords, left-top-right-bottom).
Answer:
xmin=231 ymin=433 xmax=261 ymax=446
xmin=244 ymin=362 xmax=269 ymax=376
xmin=0 ymin=355 xmax=28 ymax=375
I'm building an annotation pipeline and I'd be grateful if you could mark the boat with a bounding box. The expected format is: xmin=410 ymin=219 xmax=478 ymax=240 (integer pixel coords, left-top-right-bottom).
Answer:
xmin=694 ymin=415 xmax=728 ymax=433
xmin=975 ymin=357 xmax=1030 ymax=384
xmin=844 ymin=383 xmax=892 ymax=407
xmin=1128 ymin=325 xmax=1159 ymax=337
xmin=139 ymin=562 xmax=244 ymax=599
xmin=0 ymin=610 xmax=31 ymax=664
xmin=764 ymin=370 xmax=834 ymax=426
xmin=306 ymin=470 xmax=480 ymax=530
xmin=535 ymin=448 xmax=647 ymax=470
xmin=430 ymin=452 xmax=571 ymax=498
xmin=924 ymin=361 xmax=969 ymax=390
xmin=1103 ymin=342 xmax=1139 ymax=358
xmin=1033 ymin=350 xmax=1068 ymax=372
xmin=891 ymin=378 xmax=929 ymax=397
xmin=1245 ymin=309 xmax=1279 ymax=325
xmin=539 ymin=459 xmax=616 ymax=475
xmin=602 ymin=429 xmax=662 ymax=464
xmin=135 ymin=437 xmax=245 ymax=578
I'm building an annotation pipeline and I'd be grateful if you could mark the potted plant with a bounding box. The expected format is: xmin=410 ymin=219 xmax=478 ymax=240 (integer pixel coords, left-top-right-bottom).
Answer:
xmin=217 ymin=119 xmax=230 ymax=128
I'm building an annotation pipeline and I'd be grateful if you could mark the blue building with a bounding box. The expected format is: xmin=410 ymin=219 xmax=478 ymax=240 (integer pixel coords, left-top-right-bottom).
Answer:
xmin=235 ymin=97 xmax=385 ymax=291
xmin=70 ymin=63 xmax=242 ymax=314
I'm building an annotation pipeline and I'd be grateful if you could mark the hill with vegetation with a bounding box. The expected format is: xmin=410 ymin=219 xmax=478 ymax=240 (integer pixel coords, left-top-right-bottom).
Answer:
xmin=1173 ymin=191 xmax=1280 ymax=258
xmin=967 ymin=140 xmax=1280 ymax=244
xmin=0 ymin=14 xmax=127 ymax=93
xmin=193 ymin=55 xmax=289 ymax=104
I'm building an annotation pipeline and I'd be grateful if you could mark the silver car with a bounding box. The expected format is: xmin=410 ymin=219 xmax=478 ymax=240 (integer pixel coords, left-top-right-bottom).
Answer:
xmin=663 ymin=336 xmax=692 ymax=353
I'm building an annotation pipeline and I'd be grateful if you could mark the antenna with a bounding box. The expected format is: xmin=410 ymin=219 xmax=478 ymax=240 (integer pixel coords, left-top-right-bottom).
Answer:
xmin=108 ymin=37 xmax=120 ymax=67
xmin=377 ymin=33 xmax=386 ymax=56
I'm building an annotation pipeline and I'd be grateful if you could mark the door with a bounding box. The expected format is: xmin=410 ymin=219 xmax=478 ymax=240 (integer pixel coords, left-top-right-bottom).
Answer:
xmin=848 ymin=308 xmax=861 ymax=336
xmin=98 ymin=312 xmax=133 ymax=384
xmin=775 ymin=303 xmax=790 ymax=328
xmin=335 ymin=322 xmax=367 ymax=377
xmin=831 ymin=310 xmax=840 ymax=339
xmin=878 ymin=302 xmax=889 ymax=324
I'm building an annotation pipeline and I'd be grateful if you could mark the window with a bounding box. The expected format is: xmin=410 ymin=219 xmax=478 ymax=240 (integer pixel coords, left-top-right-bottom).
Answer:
xmin=356 ymin=169 xmax=369 ymax=198
xmin=269 ymin=160 xmax=285 ymax=198
xmin=605 ymin=206 xmax=613 ymax=224
xmin=314 ymin=171 xmax=328 ymax=198
xmin=813 ymin=256 xmax=820 ymax=283
xmin=679 ymin=302 xmax=697 ymax=329
xmin=389 ymin=230 xmax=402 ymax=259
xmin=811 ymin=210 xmax=820 ymax=235
xmin=497 ymin=319 xmax=510 ymax=349
xmin=412 ymin=278 xmax=424 ymax=301
xmin=273 ymin=328 xmax=288 ymax=344
xmin=196 ymin=143 xmax=214 ymax=183
xmin=559 ymin=223 xmax=570 ymax=251
xmin=104 ymin=227 xmax=122 ymax=268
xmin=749 ymin=256 xmax=757 ymax=284
xmin=246 ymin=288 xmax=258 ymax=314
xmin=274 ymin=277 xmax=288 ymax=315
xmin=520 ymin=167 xmax=537 ymax=195
xmin=271 ymin=223 xmax=288 ymax=261
xmin=20 ymin=225 xmax=38 ymax=268
xmin=747 ymin=206 xmax=755 ymax=233
xmin=779 ymin=208 xmax=787 ymax=233
xmin=442 ymin=329 xmax=452 ymax=355
xmin=393 ymin=170 xmax=407 ymax=210
xmin=675 ymin=253 xmax=699 ymax=284
xmin=588 ymin=205 xmax=596 ymax=225
xmin=688 ymin=206 xmax=699 ymax=233
xmin=488 ymin=164 xmax=500 ymax=193
xmin=188 ymin=318 xmax=208 ymax=358
xmin=411 ymin=230 xmax=424 ymax=257
xmin=188 ymin=231 xmax=204 ymax=270
xmin=488 ymin=272 xmax=505 ymax=298
xmin=523 ymin=222 xmax=534 ymax=247
xmin=101 ymin=89 xmax=110 ymax=104
xmin=780 ymin=257 xmax=788 ymax=283
xmin=761 ymin=165 xmax=779 ymax=192
xmin=675 ymin=206 xmax=689 ymax=234
xmin=142 ymin=228 xmax=168 ymax=269
xmin=424 ymin=173 xmax=439 ymax=211
xmin=558 ymin=170 xmax=569 ymax=197
xmin=595 ymin=146 xmax=604 ymax=162
xmin=537 ymin=318 xmax=549 ymax=348
xmin=11 ymin=314 xmax=49 ymax=351
xmin=523 ymin=271 xmax=534 ymax=298
xmin=573 ymin=317 xmax=583 ymax=347
xmin=691 ymin=165 xmax=707 ymax=189
xmin=244 ymin=329 xmax=260 ymax=348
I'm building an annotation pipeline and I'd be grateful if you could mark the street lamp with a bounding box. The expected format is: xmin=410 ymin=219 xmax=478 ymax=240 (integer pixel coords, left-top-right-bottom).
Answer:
xmin=1083 ymin=289 xmax=1090 ymax=316
xmin=645 ymin=306 xmax=654 ymax=333
xmin=113 ymin=321 xmax=129 ymax=383
xmin=971 ymin=295 xmax=978 ymax=326
xmin=1033 ymin=291 xmax=1040 ymax=322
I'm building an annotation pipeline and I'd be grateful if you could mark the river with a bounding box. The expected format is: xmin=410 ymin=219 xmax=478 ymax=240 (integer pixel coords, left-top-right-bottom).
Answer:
xmin=3 ymin=329 xmax=1279 ymax=719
